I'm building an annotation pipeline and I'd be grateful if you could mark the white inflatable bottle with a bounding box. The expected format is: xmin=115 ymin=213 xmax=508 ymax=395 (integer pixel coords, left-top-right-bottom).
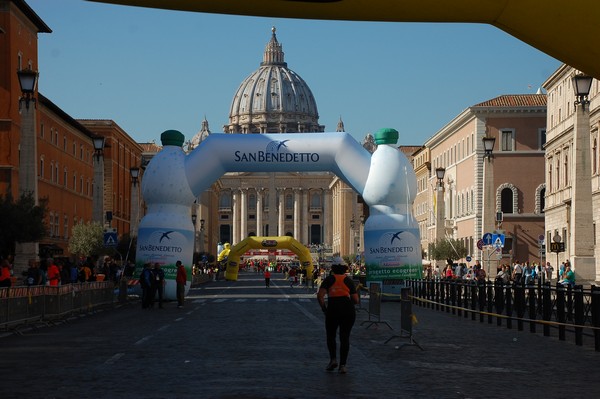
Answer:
xmin=362 ymin=128 xmax=422 ymax=293
xmin=135 ymin=130 xmax=196 ymax=300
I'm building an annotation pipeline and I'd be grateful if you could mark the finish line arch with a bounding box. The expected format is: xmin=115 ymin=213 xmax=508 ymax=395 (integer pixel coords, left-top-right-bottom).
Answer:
xmin=225 ymin=236 xmax=313 ymax=281
xmin=136 ymin=129 xmax=421 ymax=300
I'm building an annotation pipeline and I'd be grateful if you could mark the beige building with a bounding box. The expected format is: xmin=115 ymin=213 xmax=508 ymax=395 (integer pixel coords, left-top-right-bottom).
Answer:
xmin=543 ymin=65 xmax=599 ymax=282
xmin=418 ymin=94 xmax=547 ymax=273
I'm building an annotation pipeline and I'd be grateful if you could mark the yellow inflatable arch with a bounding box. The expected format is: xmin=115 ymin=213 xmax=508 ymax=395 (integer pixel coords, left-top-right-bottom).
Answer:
xmin=225 ymin=236 xmax=313 ymax=281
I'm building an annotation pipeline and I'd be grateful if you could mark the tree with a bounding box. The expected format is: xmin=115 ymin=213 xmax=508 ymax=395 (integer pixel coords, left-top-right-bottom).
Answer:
xmin=0 ymin=191 xmax=48 ymax=258
xmin=429 ymin=238 xmax=468 ymax=263
xmin=68 ymin=221 xmax=104 ymax=259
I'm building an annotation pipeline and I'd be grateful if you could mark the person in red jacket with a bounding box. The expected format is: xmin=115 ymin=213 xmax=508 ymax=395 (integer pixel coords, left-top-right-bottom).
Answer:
xmin=175 ymin=260 xmax=187 ymax=308
xmin=264 ymin=269 xmax=271 ymax=288
xmin=0 ymin=259 xmax=12 ymax=288
xmin=46 ymin=258 xmax=61 ymax=286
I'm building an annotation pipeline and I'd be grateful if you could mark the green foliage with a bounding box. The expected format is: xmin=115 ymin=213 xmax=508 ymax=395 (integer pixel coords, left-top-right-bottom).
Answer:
xmin=428 ymin=238 xmax=468 ymax=262
xmin=68 ymin=221 xmax=104 ymax=258
xmin=0 ymin=191 xmax=48 ymax=257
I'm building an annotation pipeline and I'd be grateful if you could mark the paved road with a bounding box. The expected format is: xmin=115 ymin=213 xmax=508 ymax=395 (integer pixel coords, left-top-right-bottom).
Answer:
xmin=1 ymin=271 xmax=599 ymax=398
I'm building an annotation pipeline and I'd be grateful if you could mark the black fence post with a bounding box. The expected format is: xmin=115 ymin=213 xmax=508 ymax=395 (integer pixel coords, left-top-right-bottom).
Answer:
xmin=574 ymin=285 xmax=584 ymax=346
xmin=471 ymin=282 xmax=477 ymax=321
xmin=566 ymin=285 xmax=574 ymax=322
xmin=478 ymin=282 xmax=486 ymax=323
xmin=450 ymin=281 xmax=457 ymax=315
xmin=456 ymin=282 xmax=463 ymax=317
xmin=505 ymin=283 xmax=513 ymax=329
xmin=435 ymin=280 xmax=441 ymax=311
xmin=542 ymin=283 xmax=552 ymax=337
xmin=487 ymin=282 xmax=494 ymax=324
xmin=556 ymin=284 xmax=566 ymax=341
xmin=592 ymin=285 xmax=600 ymax=352
xmin=528 ymin=285 xmax=536 ymax=333
xmin=495 ymin=281 xmax=505 ymax=327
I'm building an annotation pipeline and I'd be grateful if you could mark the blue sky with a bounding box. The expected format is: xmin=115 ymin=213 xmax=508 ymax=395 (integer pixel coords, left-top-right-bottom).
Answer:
xmin=28 ymin=0 xmax=561 ymax=146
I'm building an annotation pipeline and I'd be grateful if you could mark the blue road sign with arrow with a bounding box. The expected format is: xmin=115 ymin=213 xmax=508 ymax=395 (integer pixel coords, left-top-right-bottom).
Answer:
xmin=482 ymin=233 xmax=493 ymax=246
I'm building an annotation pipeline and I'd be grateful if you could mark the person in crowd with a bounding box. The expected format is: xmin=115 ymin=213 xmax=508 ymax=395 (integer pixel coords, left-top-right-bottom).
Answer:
xmin=512 ymin=261 xmax=523 ymax=284
xmin=140 ymin=263 xmax=153 ymax=309
xmin=317 ymin=257 xmax=359 ymax=374
xmin=175 ymin=260 xmax=187 ymax=308
xmin=559 ymin=265 xmax=575 ymax=287
xmin=0 ymin=259 xmax=12 ymax=288
xmin=288 ymin=267 xmax=297 ymax=287
xmin=544 ymin=262 xmax=554 ymax=283
xmin=46 ymin=258 xmax=61 ymax=286
xmin=444 ymin=264 xmax=454 ymax=280
xmin=264 ymin=268 xmax=271 ymax=288
xmin=59 ymin=260 xmax=70 ymax=285
xmin=524 ymin=262 xmax=535 ymax=285
xmin=152 ymin=263 xmax=165 ymax=309
xmin=25 ymin=260 xmax=42 ymax=286
xmin=475 ymin=263 xmax=486 ymax=284
xmin=495 ymin=264 xmax=510 ymax=284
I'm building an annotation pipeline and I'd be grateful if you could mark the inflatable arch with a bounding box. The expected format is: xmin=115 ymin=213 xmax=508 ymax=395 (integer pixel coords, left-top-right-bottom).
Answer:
xmin=225 ymin=236 xmax=313 ymax=281
xmin=136 ymin=129 xmax=421 ymax=300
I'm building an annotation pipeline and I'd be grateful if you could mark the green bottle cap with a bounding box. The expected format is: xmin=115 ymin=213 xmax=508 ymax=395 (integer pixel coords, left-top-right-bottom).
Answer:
xmin=374 ymin=128 xmax=399 ymax=145
xmin=160 ymin=130 xmax=185 ymax=147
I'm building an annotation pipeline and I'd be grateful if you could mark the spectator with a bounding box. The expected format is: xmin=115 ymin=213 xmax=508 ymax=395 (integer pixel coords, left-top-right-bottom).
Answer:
xmin=175 ymin=260 xmax=187 ymax=308
xmin=512 ymin=261 xmax=523 ymax=284
xmin=545 ymin=262 xmax=554 ymax=282
xmin=59 ymin=261 xmax=70 ymax=286
xmin=495 ymin=264 xmax=510 ymax=284
xmin=47 ymin=258 xmax=61 ymax=286
xmin=140 ymin=263 xmax=153 ymax=309
xmin=559 ymin=265 xmax=575 ymax=287
xmin=152 ymin=263 xmax=165 ymax=309
xmin=25 ymin=260 xmax=42 ymax=286
xmin=0 ymin=259 xmax=12 ymax=288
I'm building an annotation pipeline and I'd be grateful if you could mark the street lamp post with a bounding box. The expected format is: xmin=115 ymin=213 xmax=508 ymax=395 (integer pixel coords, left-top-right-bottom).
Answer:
xmin=482 ymin=135 xmax=496 ymax=277
xmin=191 ymin=213 xmax=198 ymax=252
xmin=200 ymin=218 xmax=206 ymax=254
xmin=92 ymin=136 xmax=106 ymax=224
xmin=14 ymin=68 xmax=40 ymax=275
xmin=570 ymin=73 xmax=596 ymax=278
xmin=435 ymin=167 xmax=446 ymax=244
xmin=129 ymin=167 xmax=140 ymax=238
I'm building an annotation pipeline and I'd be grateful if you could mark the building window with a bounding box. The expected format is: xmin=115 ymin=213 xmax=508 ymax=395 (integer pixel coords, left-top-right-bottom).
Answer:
xmin=501 ymin=129 xmax=514 ymax=151
xmin=497 ymin=183 xmax=518 ymax=214
xmin=40 ymin=122 xmax=44 ymax=138
xmin=501 ymin=188 xmax=514 ymax=213
xmin=285 ymin=194 xmax=293 ymax=210
xmin=555 ymin=157 xmax=560 ymax=190
xmin=564 ymin=154 xmax=569 ymax=187
xmin=63 ymin=168 xmax=68 ymax=187
xmin=539 ymin=129 xmax=547 ymax=150
xmin=593 ymin=138 xmax=598 ymax=175
xmin=248 ymin=194 xmax=256 ymax=210
xmin=219 ymin=192 xmax=232 ymax=209
xmin=63 ymin=136 xmax=67 ymax=151
xmin=311 ymin=192 xmax=322 ymax=208
xmin=40 ymin=157 xmax=44 ymax=178
xmin=64 ymin=215 xmax=69 ymax=239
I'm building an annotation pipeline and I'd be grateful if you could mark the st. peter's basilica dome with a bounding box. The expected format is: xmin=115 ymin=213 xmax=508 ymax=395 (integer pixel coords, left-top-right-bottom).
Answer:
xmin=224 ymin=27 xmax=324 ymax=134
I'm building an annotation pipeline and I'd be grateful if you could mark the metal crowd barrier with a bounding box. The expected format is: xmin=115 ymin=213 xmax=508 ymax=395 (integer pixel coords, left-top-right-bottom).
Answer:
xmin=0 ymin=282 xmax=115 ymax=334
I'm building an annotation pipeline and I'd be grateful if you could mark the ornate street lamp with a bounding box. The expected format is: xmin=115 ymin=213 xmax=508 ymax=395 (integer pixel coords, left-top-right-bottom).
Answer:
xmin=482 ymin=136 xmax=496 ymax=159
xmin=17 ymin=67 xmax=39 ymax=109
xmin=572 ymin=73 xmax=593 ymax=108
xmin=93 ymin=136 xmax=106 ymax=160
xmin=435 ymin=167 xmax=446 ymax=188
xmin=130 ymin=166 xmax=140 ymax=186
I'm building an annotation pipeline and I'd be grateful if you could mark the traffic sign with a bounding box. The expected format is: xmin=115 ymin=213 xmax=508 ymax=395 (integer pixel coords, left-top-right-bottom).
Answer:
xmin=466 ymin=255 xmax=472 ymax=262
xmin=492 ymin=233 xmax=505 ymax=248
xmin=104 ymin=229 xmax=118 ymax=247
xmin=482 ymin=233 xmax=493 ymax=246
xmin=538 ymin=234 xmax=545 ymax=242
xmin=476 ymin=239 xmax=484 ymax=250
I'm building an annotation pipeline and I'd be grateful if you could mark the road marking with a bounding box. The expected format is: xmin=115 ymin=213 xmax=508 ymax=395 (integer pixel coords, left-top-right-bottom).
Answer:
xmin=105 ymin=353 xmax=124 ymax=364
xmin=135 ymin=336 xmax=152 ymax=345
xmin=234 ymin=299 xmax=247 ymax=302
xmin=174 ymin=317 xmax=184 ymax=322
xmin=157 ymin=325 xmax=170 ymax=332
